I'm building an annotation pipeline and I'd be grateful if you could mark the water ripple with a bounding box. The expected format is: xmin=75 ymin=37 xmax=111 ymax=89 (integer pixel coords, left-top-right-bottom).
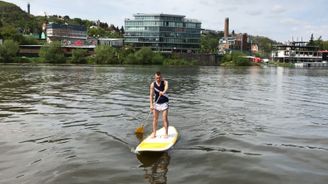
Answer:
xmin=1 ymin=65 xmax=328 ymax=184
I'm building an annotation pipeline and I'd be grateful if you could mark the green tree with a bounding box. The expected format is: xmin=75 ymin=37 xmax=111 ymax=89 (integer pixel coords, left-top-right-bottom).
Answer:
xmin=88 ymin=27 xmax=106 ymax=37
xmin=134 ymin=47 xmax=154 ymax=64
xmin=0 ymin=39 xmax=19 ymax=63
xmin=308 ymin=33 xmax=315 ymax=46
xmin=0 ymin=25 xmax=37 ymax=44
xmin=120 ymin=26 xmax=125 ymax=34
xmin=20 ymin=36 xmax=39 ymax=45
xmin=221 ymin=52 xmax=232 ymax=63
xmin=123 ymin=53 xmax=137 ymax=64
xmin=94 ymin=45 xmax=119 ymax=64
xmin=221 ymin=51 xmax=252 ymax=66
xmin=72 ymin=18 xmax=83 ymax=25
xmin=82 ymin=19 xmax=94 ymax=29
xmin=119 ymin=45 xmax=135 ymax=61
xmin=39 ymin=41 xmax=66 ymax=63
xmin=0 ymin=26 xmax=18 ymax=39
xmin=152 ymin=52 xmax=164 ymax=65
xmin=108 ymin=31 xmax=123 ymax=38
xmin=250 ymin=36 xmax=275 ymax=58
xmin=309 ymin=36 xmax=328 ymax=50
xmin=71 ymin=49 xmax=88 ymax=64
xmin=200 ymin=34 xmax=219 ymax=54
xmin=122 ymin=47 xmax=164 ymax=65
xmin=321 ymin=41 xmax=328 ymax=50
xmin=232 ymin=51 xmax=252 ymax=66
xmin=63 ymin=15 xmax=70 ymax=22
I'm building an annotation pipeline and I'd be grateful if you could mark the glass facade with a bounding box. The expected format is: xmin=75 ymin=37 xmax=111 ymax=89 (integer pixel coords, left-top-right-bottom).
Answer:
xmin=124 ymin=14 xmax=201 ymax=52
xmin=47 ymin=23 xmax=87 ymax=39
xmin=46 ymin=23 xmax=89 ymax=46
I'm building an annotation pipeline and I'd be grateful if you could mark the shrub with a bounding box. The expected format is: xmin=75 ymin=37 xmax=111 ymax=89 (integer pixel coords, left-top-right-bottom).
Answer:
xmin=39 ymin=41 xmax=66 ymax=63
xmin=21 ymin=36 xmax=40 ymax=45
xmin=94 ymin=45 xmax=119 ymax=64
xmin=122 ymin=47 xmax=164 ymax=65
xmin=221 ymin=51 xmax=252 ymax=66
xmin=134 ymin=47 xmax=153 ymax=64
xmin=87 ymin=56 xmax=95 ymax=64
xmin=221 ymin=53 xmax=232 ymax=63
xmin=70 ymin=49 xmax=88 ymax=64
xmin=123 ymin=53 xmax=137 ymax=64
xmin=0 ymin=39 xmax=19 ymax=63
xmin=151 ymin=52 xmax=164 ymax=65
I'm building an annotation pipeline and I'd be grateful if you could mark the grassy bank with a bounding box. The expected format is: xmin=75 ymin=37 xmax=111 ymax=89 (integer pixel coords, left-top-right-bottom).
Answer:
xmin=267 ymin=61 xmax=295 ymax=68
xmin=220 ymin=51 xmax=254 ymax=67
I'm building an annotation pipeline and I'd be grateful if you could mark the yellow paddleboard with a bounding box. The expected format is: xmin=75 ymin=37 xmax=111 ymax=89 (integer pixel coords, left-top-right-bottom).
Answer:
xmin=136 ymin=126 xmax=178 ymax=152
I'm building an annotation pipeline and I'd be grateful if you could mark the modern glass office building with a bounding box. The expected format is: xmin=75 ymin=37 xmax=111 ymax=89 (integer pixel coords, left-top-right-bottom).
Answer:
xmin=124 ymin=13 xmax=201 ymax=52
xmin=46 ymin=23 xmax=87 ymax=41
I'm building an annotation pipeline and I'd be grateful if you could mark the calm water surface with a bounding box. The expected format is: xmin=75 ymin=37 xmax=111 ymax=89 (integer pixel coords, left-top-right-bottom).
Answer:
xmin=0 ymin=65 xmax=328 ymax=184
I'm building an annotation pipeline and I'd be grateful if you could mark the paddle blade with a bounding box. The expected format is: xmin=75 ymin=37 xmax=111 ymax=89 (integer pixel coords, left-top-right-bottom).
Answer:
xmin=135 ymin=125 xmax=144 ymax=134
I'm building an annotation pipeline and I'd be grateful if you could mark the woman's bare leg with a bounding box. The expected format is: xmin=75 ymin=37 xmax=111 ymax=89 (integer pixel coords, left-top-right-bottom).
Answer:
xmin=151 ymin=110 xmax=159 ymax=138
xmin=162 ymin=109 xmax=169 ymax=138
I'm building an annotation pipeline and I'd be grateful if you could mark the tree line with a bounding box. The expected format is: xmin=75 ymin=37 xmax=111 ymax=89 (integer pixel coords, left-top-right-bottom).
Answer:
xmin=0 ymin=40 xmax=196 ymax=65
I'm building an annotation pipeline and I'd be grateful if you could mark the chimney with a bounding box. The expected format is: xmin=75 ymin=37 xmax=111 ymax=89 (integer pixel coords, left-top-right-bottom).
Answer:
xmin=224 ymin=17 xmax=229 ymax=38
xmin=27 ymin=3 xmax=30 ymax=14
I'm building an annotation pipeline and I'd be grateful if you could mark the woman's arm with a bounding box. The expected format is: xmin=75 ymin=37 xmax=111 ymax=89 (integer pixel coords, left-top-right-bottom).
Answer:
xmin=149 ymin=82 xmax=154 ymax=110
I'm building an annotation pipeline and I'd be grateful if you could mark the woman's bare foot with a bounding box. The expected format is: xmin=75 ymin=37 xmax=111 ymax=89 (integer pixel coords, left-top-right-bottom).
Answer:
xmin=150 ymin=132 xmax=156 ymax=138
xmin=162 ymin=134 xmax=168 ymax=139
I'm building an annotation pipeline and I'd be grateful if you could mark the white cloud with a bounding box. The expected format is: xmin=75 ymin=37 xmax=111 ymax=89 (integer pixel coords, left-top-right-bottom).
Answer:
xmin=280 ymin=18 xmax=304 ymax=26
xmin=246 ymin=10 xmax=263 ymax=16
xmin=271 ymin=5 xmax=286 ymax=14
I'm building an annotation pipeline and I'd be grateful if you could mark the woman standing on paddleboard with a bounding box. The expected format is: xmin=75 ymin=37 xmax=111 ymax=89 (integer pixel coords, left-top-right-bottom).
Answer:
xmin=150 ymin=71 xmax=169 ymax=138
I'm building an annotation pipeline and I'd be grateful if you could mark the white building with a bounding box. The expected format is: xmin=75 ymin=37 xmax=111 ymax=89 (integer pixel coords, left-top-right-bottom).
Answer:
xmin=271 ymin=41 xmax=322 ymax=63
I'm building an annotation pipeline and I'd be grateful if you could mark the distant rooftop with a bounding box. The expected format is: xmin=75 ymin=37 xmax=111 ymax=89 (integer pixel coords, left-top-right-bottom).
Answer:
xmin=134 ymin=13 xmax=185 ymax=18
xmin=128 ymin=13 xmax=201 ymax=23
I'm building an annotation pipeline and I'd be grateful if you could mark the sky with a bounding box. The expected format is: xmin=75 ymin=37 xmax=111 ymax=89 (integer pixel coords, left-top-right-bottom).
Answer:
xmin=4 ymin=0 xmax=328 ymax=42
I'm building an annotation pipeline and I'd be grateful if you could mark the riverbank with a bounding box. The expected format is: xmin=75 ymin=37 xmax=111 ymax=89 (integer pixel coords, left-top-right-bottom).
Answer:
xmin=3 ymin=40 xmax=302 ymax=68
xmin=2 ymin=56 xmax=265 ymax=67
xmin=1 ymin=39 xmax=266 ymax=67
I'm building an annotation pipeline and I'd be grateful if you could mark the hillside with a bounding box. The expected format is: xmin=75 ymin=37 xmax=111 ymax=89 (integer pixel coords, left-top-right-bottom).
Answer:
xmin=0 ymin=0 xmax=123 ymax=42
xmin=0 ymin=1 xmax=32 ymax=26
xmin=249 ymin=35 xmax=277 ymax=57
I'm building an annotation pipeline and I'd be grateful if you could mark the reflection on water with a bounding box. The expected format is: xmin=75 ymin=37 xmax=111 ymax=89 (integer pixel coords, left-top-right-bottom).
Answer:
xmin=135 ymin=132 xmax=144 ymax=142
xmin=135 ymin=131 xmax=170 ymax=184
xmin=137 ymin=152 xmax=170 ymax=184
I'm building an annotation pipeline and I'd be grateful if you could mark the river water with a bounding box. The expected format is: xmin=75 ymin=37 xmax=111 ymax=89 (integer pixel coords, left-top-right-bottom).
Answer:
xmin=0 ymin=65 xmax=328 ymax=184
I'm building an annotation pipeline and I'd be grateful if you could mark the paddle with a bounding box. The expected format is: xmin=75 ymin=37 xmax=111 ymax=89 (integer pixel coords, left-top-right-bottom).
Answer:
xmin=135 ymin=95 xmax=161 ymax=134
